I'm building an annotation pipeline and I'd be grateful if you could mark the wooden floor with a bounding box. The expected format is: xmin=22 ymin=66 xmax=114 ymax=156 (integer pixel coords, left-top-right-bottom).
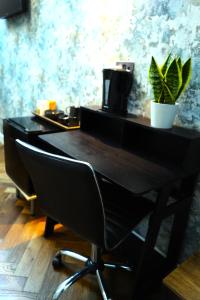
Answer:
xmin=0 ymin=145 xmax=173 ymax=300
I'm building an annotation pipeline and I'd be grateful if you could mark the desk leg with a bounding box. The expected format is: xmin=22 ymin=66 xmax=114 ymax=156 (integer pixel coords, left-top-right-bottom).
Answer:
xmin=131 ymin=184 xmax=173 ymax=299
xmin=131 ymin=174 xmax=198 ymax=299
xmin=44 ymin=216 xmax=58 ymax=237
xmin=166 ymin=173 xmax=198 ymax=272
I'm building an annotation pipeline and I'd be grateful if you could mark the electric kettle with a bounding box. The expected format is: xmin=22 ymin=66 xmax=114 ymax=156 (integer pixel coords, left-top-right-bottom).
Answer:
xmin=102 ymin=68 xmax=133 ymax=114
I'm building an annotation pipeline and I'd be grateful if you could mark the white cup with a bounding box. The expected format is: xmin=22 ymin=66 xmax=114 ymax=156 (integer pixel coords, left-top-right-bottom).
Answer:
xmin=36 ymin=100 xmax=49 ymax=115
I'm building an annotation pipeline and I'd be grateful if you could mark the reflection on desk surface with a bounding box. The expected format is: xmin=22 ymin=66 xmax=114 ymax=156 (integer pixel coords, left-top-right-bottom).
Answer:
xmin=39 ymin=130 xmax=183 ymax=195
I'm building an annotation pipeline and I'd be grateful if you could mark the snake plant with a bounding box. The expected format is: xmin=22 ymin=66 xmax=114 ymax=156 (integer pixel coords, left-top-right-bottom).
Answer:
xmin=149 ymin=54 xmax=192 ymax=104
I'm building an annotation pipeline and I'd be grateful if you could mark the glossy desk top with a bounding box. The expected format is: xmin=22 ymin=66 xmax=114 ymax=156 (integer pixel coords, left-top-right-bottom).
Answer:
xmin=39 ymin=130 xmax=183 ymax=195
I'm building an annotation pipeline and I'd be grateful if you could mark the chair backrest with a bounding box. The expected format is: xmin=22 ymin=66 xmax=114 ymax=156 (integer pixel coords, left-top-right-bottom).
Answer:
xmin=16 ymin=139 xmax=106 ymax=248
xmin=3 ymin=120 xmax=34 ymax=195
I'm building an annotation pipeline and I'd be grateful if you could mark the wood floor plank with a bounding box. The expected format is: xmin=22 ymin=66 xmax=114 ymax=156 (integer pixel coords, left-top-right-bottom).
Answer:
xmin=15 ymin=218 xmax=46 ymax=277
xmin=0 ymin=274 xmax=26 ymax=291
xmin=3 ymin=212 xmax=44 ymax=265
xmin=0 ymin=262 xmax=16 ymax=275
xmin=0 ymin=209 xmax=32 ymax=250
xmin=0 ymin=193 xmax=22 ymax=239
xmin=0 ymin=290 xmax=37 ymax=300
xmin=4 ymin=187 xmax=16 ymax=194
xmin=0 ymin=249 xmax=12 ymax=262
xmin=23 ymin=239 xmax=55 ymax=293
xmin=0 ymin=296 xmax=35 ymax=300
xmin=36 ymin=259 xmax=70 ymax=299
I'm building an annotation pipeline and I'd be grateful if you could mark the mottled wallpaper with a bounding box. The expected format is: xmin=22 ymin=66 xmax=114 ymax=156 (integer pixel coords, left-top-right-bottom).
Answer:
xmin=0 ymin=0 xmax=200 ymax=260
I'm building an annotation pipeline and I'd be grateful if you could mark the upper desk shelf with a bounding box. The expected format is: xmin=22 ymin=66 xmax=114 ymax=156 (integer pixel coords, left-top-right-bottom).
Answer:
xmin=80 ymin=106 xmax=200 ymax=175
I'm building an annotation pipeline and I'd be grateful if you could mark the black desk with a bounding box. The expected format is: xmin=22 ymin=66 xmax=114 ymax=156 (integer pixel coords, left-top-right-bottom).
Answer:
xmin=38 ymin=106 xmax=200 ymax=299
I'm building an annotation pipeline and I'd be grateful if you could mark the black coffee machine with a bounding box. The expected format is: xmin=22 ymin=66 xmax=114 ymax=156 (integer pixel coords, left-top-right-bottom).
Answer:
xmin=102 ymin=68 xmax=133 ymax=114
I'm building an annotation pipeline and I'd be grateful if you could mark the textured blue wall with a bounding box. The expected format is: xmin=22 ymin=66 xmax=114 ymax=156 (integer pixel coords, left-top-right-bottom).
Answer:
xmin=0 ymin=0 xmax=200 ymax=260
xmin=0 ymin=0 xmax=200 ymax=125
xmin=0 ymin=0 xmax=135 ymax=119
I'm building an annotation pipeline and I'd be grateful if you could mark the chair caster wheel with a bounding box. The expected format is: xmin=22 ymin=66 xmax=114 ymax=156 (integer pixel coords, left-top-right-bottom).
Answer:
xmin=52 ymin=254 xmax=62 ymax=268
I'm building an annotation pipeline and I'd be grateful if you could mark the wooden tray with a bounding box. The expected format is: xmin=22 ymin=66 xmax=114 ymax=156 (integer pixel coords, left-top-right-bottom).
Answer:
xmin=32 ymin=112 xmax=80 ymax=130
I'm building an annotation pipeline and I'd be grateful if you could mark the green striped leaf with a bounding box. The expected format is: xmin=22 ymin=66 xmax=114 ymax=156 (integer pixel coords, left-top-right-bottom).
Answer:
xmin=177 ymin=57 xmax=182 ymax=72
xmin=149 ymin=57 xmax=164 ymax=103
xmin=162 ymin=82 xmax=175 ymax=104
xmin=176 ymin=58 xmax=192 ymax=100
xmin=161 ymin=53 xmax=171 ymax=76
xmin=165 ymin=59 xmax=182 ymax=100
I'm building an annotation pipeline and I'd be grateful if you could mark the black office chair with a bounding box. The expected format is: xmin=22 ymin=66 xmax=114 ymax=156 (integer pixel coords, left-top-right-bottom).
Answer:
xmin=16 ymin=139 xmax=154 ymax=300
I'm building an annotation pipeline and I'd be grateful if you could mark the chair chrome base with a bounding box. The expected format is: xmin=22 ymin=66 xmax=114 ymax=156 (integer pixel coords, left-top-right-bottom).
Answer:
xmin=52 ymin=246 xmax=133 ymax=300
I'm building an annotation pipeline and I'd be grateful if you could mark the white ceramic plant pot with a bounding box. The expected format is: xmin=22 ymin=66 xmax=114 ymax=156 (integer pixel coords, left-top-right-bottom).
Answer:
xmin=151 ymin=101 xmax=178 ymax=129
